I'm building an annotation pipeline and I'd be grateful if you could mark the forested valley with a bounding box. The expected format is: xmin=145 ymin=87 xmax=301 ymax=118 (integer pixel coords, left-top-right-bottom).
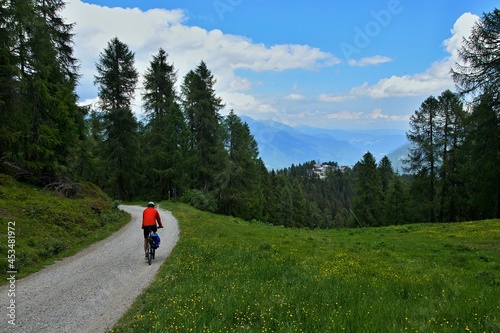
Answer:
xmin=1 ymin=2 xmax=499 ymax=228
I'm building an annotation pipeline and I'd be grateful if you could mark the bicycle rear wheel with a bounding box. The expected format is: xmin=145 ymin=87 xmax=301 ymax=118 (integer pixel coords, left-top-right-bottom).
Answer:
xmin=146 ymin=240 xmax=152 ymax=265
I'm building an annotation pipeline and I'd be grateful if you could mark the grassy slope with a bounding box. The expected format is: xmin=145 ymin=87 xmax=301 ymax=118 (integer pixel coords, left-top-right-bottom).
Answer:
xmin=0 ymin=174 xmax=129 ymax=282
xmin=113 ymin=202 xmax=500 ymax=333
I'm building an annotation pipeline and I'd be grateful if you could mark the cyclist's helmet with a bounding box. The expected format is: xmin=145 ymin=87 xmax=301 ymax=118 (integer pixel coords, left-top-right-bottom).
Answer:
xmin=147 ymin=201 xmax=155 ymax=207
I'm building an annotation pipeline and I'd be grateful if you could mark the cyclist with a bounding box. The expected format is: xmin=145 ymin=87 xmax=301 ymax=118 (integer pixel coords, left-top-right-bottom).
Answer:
xmin=142 ymin=201 xmax=163 ymax=258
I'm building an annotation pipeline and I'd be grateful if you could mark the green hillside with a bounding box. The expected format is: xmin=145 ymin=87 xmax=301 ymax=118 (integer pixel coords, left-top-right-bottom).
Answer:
xmin=0 ymin=174 xmax=129 ymax=282
xmin=112 ymin=202 xmax=500 ymax=332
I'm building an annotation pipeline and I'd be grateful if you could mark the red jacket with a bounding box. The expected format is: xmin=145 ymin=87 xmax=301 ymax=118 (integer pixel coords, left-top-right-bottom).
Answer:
xmin=142 ymin=207 xmax=163 ymax=228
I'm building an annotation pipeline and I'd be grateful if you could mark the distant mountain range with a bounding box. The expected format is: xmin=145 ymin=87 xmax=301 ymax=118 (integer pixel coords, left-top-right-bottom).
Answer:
xmin=240 ymin=116 xmax=411 ymax=171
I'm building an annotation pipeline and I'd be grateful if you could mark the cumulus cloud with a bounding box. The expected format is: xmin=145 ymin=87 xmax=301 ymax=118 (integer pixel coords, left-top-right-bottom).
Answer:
xmin=220 ymin=91 xmax=277 ymax=114
xmin=367 ymin=108 xmax=388 ymax=119
xmin=62 ymin=0 xmax=340 ymax=115
xmin=320 ymin=13 xmax=480 ymax=102
xmin=444 ymin=12 xmax=480 ymax=59
xmin=366 ymin=108 xmax=410 ymax=122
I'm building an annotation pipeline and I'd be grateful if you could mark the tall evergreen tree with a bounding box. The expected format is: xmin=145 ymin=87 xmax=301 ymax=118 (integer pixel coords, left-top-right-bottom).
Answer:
xmin=461 ymin=95 xmax=500 ymax=219
xmin=0 ymin=1 xmax=19 ymax=173
xmin=141 ymin=48 xmax=187 ymax=200
xmin=219 ymin=111 xmax=262 ymax=219
xmin=377 ymin=156 xmax=394 ymax=225
xmin=378 ymin=156 xmax=394 ymax=198
xmin=1 ymin=0 xmax=81 ymax=184
xmin=384 ymin=175 xmax=410 ymax=225
xmin=94 ymin=37 xmax=139 ymax=200
xmin=181 ymin=61 xmax=226 ymax=193
xmin=436 ymin=90 xmax=466 ymax=222
xmin=291 ymin=178 xmax=307 ymax=227
xmin=352 ymin=152 xmax=383 ymax=226
xmin=452 ymin=8 xmax=500 ymax=219
xmin=405 ymin=96 xmax=440 ymax=222
xmin=276 ymin=173 xmax=293 ymax=227
xmin=452 ymin=8 xmax=500 ymax=110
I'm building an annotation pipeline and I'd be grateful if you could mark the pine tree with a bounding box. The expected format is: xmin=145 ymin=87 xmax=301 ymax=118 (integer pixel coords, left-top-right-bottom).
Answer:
xmin=141 ymin=48 xmax=187 ymax=200
xmin=384 ymin=175 xmax=410 ymax=225
xmin=94 ymin=37 xmax=139 ymax=200
xmin=0 ymin=1 xmax=19 ymax=172
xmin=461 ymin=95 xmax=500 ymax=219
xmin=452 ymin=8 xmax=500 ymax=110
xmin=452 ymin=8 xmax=500 ymax=219
xmin=378 ymin=156 xmax=394 ymax=197
xmin=276 ymin=173 xmax=293 ymax=227
xmin=218 ymin=111 xmax=262 ymax=219
xmin=291 ymin=178 xmax=307 ymax=227
xmin=352 ymin=152 xmax=383 ymax=226
xmin=436 ymin=90 xmax=466 ymax=222
xmin=1 ymin=0 xmax=81 ymax=184
xmin=181 ymin=61 xmax=226 ymax=193
xmin=405 ymin=96 xmax=440 ymax=222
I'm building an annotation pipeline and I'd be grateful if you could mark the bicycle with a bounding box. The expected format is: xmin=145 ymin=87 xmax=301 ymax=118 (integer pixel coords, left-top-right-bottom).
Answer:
xmin=145 ymin=229 xmax=157 ymax=265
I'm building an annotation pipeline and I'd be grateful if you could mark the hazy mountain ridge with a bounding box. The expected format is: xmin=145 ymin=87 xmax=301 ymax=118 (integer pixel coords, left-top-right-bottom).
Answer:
xmin=240 ymin=116 xmax=410 ymax=170
xmin=386 ymin=143 xmax=414 ymax=174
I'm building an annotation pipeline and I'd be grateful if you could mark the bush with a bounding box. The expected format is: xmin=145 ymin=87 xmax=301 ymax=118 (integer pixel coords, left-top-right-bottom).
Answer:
xmin=181 ymin=189 xmax=217 ymax=212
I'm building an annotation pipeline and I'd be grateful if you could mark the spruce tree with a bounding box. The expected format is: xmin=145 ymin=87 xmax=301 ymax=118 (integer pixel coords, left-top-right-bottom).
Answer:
xmin=291 ymin=178 xmax=307 ymax=227
xmin=181 ymin=61 xmax=226 ymax=193
xmin=94 ymin=37 xmax=139 ymax=200
xmin=1 ymin=0 xmax=81 ymax=184
xmin=378 ymin=156 xmax=394 ymax=198
xmin=436 ymin=90 xmax=466 ymax=222
xmin=405 ymin=96 xmax=440 ymax=222
xmin=452 ymin=8 xmax=500 ymax=110
xmin=352 ymin=152 xmax=383 ymax=226
xmin=452 ymin=8 xmax=500 ymax=219
xmin=142 ymin=48 xmax=187 ymax=200
xmin=461 ymin=95 xmax=500 ymax=219
xmin=219 ymin=111 xmax=261 ymax=219
xmin=0 ymin=1 xmax=19 ymax=172
xmin=384 ymin=175 xmax=410 ymax=225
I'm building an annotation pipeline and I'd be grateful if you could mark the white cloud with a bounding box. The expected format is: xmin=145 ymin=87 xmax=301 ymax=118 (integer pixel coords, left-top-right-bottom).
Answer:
xmin=324 ymin=108 xmax=409 ymax=123
xmin=318 ymin=93 xmax=356 ymax=103
xmin=348 ymin=55 xmax=392 ymax=67
xmin=326 ymin=110 xmax=363 ymax=120
xmin=220 ymin=91 xmax=276 ymax=114
xmin=62 ymin=0 xmax=341 ymax=116
xmin=320 ymin=13 xmax=480 ymax=102
xmin=444 ymin=12 xmax=479 ymax=59
xmin=285 ymin=93 xmax=305 ymax=100
xmin=366 ymin=108 xmax=409 ymax=122
xmin=367 ymin=108 xmax=388 ymax=119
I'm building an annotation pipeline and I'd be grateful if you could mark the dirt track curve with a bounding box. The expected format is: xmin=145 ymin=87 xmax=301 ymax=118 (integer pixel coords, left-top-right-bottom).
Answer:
xmin=0 ymin=205 xmax=179 ymax=333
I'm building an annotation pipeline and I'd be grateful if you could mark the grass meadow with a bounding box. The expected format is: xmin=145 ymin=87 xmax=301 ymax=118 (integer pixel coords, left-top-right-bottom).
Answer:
xmin=112 ymin=202 xmax=500 ymax=332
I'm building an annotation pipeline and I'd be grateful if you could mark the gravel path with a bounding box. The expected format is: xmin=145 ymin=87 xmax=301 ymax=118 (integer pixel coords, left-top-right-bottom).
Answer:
xmin=0 ymin=205 xmax=179 ymax=333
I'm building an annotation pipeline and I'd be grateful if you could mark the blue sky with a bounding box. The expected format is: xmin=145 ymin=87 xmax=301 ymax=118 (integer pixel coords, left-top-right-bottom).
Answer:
xmin=62 ymin=1 xmax=497 ymax=131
